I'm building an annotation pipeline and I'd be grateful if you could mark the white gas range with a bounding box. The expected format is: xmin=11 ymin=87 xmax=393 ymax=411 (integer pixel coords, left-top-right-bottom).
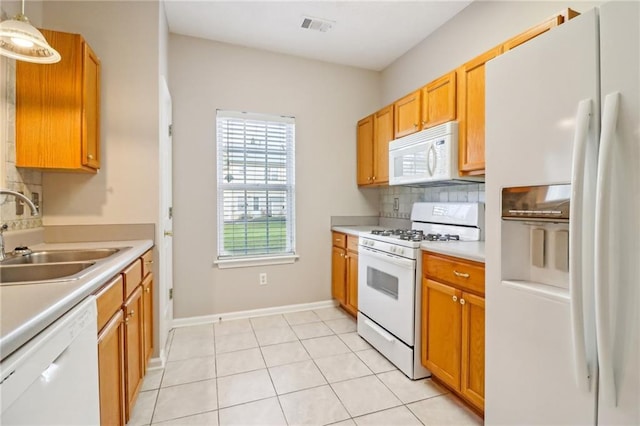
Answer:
xmin=357 ymin=202 xmax=484 ymax=379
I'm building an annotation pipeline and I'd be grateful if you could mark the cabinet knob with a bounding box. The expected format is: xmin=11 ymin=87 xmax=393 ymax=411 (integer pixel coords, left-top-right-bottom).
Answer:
xmin=453 ymin=270 xmax=470 ymax=278
xmin=88 ymin=154 xmax=94 ymax=160
xmin=145 ymin=260 xmax=154 ymax=265
xmin=145 ymin=287 xmax=150 ymax=293
xmin=164 ymin=231 xmax=173 ymax=237
xmin=413 ymin=123 xmax=418 ymax=128
xmin=128 ymin=310 xmax=135 ymax=317
xmin=422 ymin=121 xmax=427 ymax=126
xmin=452 ymin=295 xmax=458 ymax=302
xmin=460 ymin=298 xmax=466 ymax=305
xmin=372 ymin=176 xmax=376 ymax=181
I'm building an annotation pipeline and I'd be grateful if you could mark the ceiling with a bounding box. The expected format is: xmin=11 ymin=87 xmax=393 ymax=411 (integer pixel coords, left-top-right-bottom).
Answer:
xmin=163 ymin=1 xmax=473 ymax=71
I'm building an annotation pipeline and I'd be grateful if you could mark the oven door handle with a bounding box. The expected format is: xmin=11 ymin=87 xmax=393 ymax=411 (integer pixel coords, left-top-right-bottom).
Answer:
xmin=359 ymin=246 xmax=416 ymax=269
xmin=364 ymin=319 xmax=396 ymax=343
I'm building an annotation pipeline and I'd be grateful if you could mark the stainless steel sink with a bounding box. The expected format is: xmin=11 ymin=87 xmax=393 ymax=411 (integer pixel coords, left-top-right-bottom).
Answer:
xmin=0 ymin=248 xmax=122 ymax=266
xmin=0 ymin=262 xmax=96 ymax=285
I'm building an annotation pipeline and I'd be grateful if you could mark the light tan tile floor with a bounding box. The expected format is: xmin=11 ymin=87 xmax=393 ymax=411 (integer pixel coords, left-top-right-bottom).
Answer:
xmin=128 ymin=307 xmax=483 ymax=426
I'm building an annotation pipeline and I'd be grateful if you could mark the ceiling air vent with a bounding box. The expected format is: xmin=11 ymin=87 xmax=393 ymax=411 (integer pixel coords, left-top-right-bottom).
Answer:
xmin=300 ymin=16 xmax=334 ymax=33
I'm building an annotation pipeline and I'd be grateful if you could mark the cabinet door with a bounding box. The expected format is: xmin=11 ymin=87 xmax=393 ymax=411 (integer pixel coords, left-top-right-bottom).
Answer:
xmin=394 ymin=90 xmax=421 ymax=138
xmin=461 ymin=292 xmax=485 ymax=411
xmin=124 ymin=286 xmax=144 ymax=421
xmin=142 ymin=273 xmax=154 ymax=371
xmin=345 ymin=250 xmax=358 ymax=316
xmin=373 ymin=105 xmax=393 ymax=185
xmin=422 ymin=278 xmax=462 ymax=390
xmin=422 ymin=71 xmax=457 ymax=129
xmin=97 ymin=311 xmax=126 ymax=426
xmin=357 ymin=115 xmax=375 ymax=186
xmin=457 ymin=46 xmax=502 ymax=175
xmin=331 ymin=246 xmax=347 ymax=305
xmin=82 ymin=41 xmax=101 ymax=169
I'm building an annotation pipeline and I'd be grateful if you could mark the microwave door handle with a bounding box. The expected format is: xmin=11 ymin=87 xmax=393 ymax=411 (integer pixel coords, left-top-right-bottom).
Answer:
xmin=427 ymin=145 xmax=436 ymax=176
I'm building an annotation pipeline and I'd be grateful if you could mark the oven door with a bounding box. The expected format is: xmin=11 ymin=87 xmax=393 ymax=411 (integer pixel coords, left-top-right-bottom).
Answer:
xmin=358 ymin=246 xmax=416 ymax=346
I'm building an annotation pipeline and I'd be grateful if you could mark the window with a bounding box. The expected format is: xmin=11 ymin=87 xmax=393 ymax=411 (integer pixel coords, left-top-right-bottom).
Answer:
xmin=216 ymin=110 xmax=296 ymax=264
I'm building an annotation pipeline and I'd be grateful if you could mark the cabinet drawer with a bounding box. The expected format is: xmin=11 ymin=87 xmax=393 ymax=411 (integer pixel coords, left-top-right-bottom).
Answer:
xmin=423 ymin=252 xmax=485 ymax=295
xmin=123 ymin=259 xmax=143 ymax=298
xmin=332 ymin=232 xmax=347 ymax=249
xmin=347 ymin=235 xmax=359 ymax=252
xmin=141 ymin=249 xmax=153 ymax=278
xmin=96 ymin=275 xmax=124 ymax=333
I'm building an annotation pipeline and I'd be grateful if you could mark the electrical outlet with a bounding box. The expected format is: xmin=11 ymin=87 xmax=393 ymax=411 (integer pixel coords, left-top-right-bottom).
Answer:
xmin=393 ymin=198 xmax=400 ymax=211
xmin=259 ymin=272 xmax=268 ymax=285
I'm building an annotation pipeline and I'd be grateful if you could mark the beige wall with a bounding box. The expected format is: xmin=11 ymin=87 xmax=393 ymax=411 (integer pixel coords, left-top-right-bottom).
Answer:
xmin=381 ymin=0 xmax=604 ymax=105
xmin=39 ymin=1 xmax=160 ymax=226
xmin=169 ymin=34 xmax=380 ymax=318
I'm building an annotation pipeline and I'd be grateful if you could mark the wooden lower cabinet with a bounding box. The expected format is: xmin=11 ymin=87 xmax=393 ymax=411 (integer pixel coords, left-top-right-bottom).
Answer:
xmin=421 ymin=251 xmax=485 ymax=413
xmin=142 ymin=273 xmax=154 ymax=370
xmin=461 ymin=292 xmax=485 ymax=409
xmin=124 ymin=286 xmax=145 ymax=420
xmin=422 ymin=279 xmax=462 ymax=389
xmin=331 ymin=232 xmax=358 ymax=317
xmin=95 ymin=248 xmax=154 ymax=424
xmin=331 ymin=245 xmax=347 ymax=303
xmin=97 ymin=311 xmax=126 ymax=426
xmin=345 ymin=250 xmax=358 ymax=316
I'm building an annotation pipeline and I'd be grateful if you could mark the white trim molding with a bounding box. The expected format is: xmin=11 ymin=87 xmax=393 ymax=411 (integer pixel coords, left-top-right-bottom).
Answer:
xmin=172 ymin=299 xmax=338 ymax=329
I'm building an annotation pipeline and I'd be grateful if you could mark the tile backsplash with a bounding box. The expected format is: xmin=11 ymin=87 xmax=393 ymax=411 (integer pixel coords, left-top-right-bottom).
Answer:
xmin=380 ymin=183 xmax=485 ymax=219
xmin=1 ymin=55 xmax=43 ymax=231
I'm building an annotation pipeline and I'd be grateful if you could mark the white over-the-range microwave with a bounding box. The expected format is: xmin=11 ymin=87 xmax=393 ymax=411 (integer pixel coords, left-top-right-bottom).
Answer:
xmin=388 ymin=121 xmax=483 ymax=186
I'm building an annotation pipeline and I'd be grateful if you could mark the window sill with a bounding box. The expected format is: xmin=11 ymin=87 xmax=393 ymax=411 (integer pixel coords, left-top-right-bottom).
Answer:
xmin=214 ymin=254 xmax=299 ymax=269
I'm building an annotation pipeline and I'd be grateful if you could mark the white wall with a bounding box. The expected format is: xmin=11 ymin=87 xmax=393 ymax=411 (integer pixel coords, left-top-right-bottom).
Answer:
xmin=40 ymin=1 xmax=160 ymax=226
xmin=382 ymin=0 xmax=604 ymax=104
xmin=169 ymin=34 xmax=380 ymax=318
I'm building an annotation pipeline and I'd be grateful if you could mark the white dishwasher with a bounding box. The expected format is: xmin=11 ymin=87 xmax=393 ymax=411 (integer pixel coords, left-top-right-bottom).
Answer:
xmin=1 ymin=296 xmax=100 ymax=425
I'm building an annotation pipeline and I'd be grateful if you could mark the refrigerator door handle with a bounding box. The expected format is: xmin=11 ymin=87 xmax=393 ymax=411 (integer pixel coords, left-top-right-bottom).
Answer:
xmin=569 ymin=98 xmax=593 ymax=393
xmin=595 ymin=91 xmax=621 ymax=406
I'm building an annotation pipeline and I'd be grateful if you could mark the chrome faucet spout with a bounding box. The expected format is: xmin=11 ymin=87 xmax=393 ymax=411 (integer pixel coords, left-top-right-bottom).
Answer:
xmin=0 ymin=189 xmax=39 ymax=216
xmin=0 ymin=189 xmax=39 ymax=261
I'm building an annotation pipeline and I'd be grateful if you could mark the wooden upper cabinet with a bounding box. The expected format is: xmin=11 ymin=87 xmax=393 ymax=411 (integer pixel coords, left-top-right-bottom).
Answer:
xmin=356 ymin=115 xmax=375 ymax=186
xmin=503 ymin=9 xmax=579 ymax=52
xmin=373 ymin=105 xmax=394 ymax=185
xmin=394 ymin=90 xmax=421 ymax=138
xmin=421 ymin=71 xmax=457 ymax=129
xmin=457 ymin=45 xmax=502 ymax=175
xmin=16 ymin=29 xmax=101 ymax=172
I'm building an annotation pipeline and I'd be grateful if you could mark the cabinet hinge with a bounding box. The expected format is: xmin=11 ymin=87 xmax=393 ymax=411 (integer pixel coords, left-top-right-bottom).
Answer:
xmin=169 ymin=288 xmax=173 ymax=300
xmin=169 ymin=206 xmax=173 ymax=219
xmin=168 ymin=124 xmax=173 ymax=137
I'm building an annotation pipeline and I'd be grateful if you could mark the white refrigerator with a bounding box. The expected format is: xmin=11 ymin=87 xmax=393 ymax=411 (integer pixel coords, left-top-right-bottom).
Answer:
xmin=485 ymin=1 xmax=639 ymax=425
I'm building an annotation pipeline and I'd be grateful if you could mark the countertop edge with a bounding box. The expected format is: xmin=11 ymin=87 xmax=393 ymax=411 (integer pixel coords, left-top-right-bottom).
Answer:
xmin=419 ymin=241 xmax=485 ymax=263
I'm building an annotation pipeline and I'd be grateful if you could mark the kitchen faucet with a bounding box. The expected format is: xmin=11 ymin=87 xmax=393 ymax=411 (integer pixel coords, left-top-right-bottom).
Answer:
xmin=0 ymin=189 xmax=39 ymax=261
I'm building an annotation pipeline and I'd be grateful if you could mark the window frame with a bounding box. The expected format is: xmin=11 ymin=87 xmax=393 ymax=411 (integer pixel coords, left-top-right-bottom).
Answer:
xmin=214 ymin=110 xmax=297 ymax=268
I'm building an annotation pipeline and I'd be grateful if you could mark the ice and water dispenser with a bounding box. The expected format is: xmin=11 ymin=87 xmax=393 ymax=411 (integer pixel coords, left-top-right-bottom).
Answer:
xmin=501 ymin=184 xmax=571 ymax=291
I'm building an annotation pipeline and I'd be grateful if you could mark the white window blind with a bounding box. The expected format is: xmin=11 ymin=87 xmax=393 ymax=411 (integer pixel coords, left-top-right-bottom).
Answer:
xmin=216 ymin=110 xmax=296 ymax=260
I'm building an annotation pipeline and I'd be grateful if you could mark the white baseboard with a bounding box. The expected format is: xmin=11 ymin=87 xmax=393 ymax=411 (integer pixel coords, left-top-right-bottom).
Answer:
xmin=147 ymin=348 xmax=167 ymax=370
xmin=172 ymin=299 xmax=338 ymax=329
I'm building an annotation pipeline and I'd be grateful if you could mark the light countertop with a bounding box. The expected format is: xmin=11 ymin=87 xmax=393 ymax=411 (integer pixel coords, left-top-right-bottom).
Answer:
xmin=331 ymin=225 xmax=384 ymax=236
xmin=420 ymin=241 xmax=485 ymax=263
xmin=0 ymin=239 xmax=153 ymax=361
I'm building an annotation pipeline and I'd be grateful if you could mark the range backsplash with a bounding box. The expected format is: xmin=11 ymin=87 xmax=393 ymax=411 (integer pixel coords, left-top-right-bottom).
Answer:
xmin=380 ymin=183 xmax=485 ymax=220
xmin=1 ymin=53 xmax=43 ymax=231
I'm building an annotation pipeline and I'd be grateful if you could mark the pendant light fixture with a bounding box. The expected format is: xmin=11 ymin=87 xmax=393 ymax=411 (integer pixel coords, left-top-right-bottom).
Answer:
xmin=0 ymin=0 xmax=61 ymax=64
